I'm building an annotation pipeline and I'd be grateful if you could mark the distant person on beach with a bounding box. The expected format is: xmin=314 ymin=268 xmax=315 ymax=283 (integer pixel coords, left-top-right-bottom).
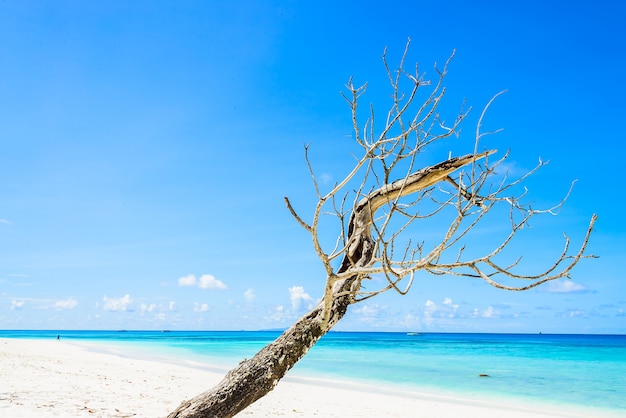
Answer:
xmin=57 ymin=335 xmax=60 ymax=340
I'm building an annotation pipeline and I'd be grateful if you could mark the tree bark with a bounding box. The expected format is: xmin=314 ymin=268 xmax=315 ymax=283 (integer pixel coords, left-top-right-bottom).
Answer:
xmin=167 ymin=277 xmax=357 ymax=418
xmin=167 ymin=152 xmax=492 ymax=418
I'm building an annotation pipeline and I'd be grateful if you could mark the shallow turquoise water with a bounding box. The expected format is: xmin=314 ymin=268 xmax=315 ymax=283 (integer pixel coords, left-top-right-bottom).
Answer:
xmin=2 ymin=330 xmax=625 ymax=414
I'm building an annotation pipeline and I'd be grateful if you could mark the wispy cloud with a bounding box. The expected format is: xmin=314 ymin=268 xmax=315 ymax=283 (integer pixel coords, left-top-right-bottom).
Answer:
xmin=193 ymin=302 xmax=209 ymax=312
xmin=561 ymin=308 xmax=589 ymax=318
xmin=177 ymin=274 xmax=227 ymax=290
xmin=140 ymin=303 xmax=156 ymax=314
xmin=244 ymin=288 xmax=256 ymax=303
xmin=352 ymin=304 xmax=381 ymax=317
xmin=102 ymin=294 xmax=133 ymax=311
xmin=423 ymin=297 xmax=460 ymax=326
xmin=10 ymin=300 xmax=24 ymax=310
xmin=0 ymin=218 xmax=13 ymax=225
xmin=265 ymin=305 xmax=287 ymax=322
xmin=544 ymin=280 xmax=591 ymax=294
xmin=53 ymin=298 xmax=78 ymax=310
xmin=481 ymin=306 xmax=500 ymax=318
xmin=318 ymin=173 xmax=333 ymax=185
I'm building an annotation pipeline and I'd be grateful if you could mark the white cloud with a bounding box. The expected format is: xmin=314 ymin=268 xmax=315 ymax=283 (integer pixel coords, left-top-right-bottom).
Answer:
xmin=423 ymin=297 xmax=460 ymax=326
xmin=140 ymin=303 xmax=156 ymax=314
xmin=54 ymin=298 xmax=78 ymax=310
xmin=442 ymin=298 xmax=458 ymax=314
xmin=198 ymin=274 xmax=227 ymax=290
xmin=482 ymin=306 xmax=499 ymax=318
xmin=244 ymin=288 xmax=256 ymax=302
xmin=265 ymin=305 xmax=287 ymax=322
xmin=102 ymin=294 xmax=133 ymax=312
xmin=545 ymin=280 xmax=588 ymax=293
xmin=318 ymin=173 xmax=333 ymax=185
xmin=178 ymin=274 xmax=197 ymax=287
xmin=568 ymin=309 xmax=587 ymax=318
xmin=350 ymin=304 xmax=394 ymax=328
xmin=492 ymin=161 xmax=529 ymax=178
xmin=193 ymin=302 xmax=209 ymax=312
xmin=0 ymin=218 xmax=13 ymax=224
xmin=289 ymin=286 xmax=313 ymax=310
xmin=403 ymin=313 xmax=421 ymax=329
xmin=353 ymin=304 xmax=379 ymax=317
xmin=178 ymin=274 xmax=227 ymax=290
xmin=10 ymin=300 xmax=24 ymax=310
xmin=169 ymin=301 xmax=176 ymax=311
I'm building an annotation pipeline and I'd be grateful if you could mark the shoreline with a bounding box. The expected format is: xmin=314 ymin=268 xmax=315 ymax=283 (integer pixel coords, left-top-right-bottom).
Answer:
xmin=0 ymin=338 xmax=620 ymax=417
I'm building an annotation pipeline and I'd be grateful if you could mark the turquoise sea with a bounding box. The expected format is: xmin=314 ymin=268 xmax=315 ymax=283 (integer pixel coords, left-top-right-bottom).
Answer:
xmin=1 ymin=330 xmax=625 ymax=415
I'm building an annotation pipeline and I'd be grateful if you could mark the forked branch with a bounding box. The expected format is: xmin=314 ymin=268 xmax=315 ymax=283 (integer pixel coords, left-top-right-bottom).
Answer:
xmin=168 ymin=41 xmax=597 ymax=418
xmin=286 ymin=40 xmax=596 ymax=313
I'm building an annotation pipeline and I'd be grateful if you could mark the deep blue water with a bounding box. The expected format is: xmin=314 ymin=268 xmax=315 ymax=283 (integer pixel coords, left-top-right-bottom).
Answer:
xmin=2 ymin=330 xmax=625 ymax=414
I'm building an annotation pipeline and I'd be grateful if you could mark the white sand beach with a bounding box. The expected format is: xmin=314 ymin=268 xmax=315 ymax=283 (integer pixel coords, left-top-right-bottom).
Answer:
xmin=0 ymin=338 xmax=614 ymax=417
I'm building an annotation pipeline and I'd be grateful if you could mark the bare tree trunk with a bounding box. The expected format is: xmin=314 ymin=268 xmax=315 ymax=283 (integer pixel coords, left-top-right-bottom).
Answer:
xmin=166 ymin=41 xmax=597 ymax=416
xmin=167 ymin=153 xmax=490 ymax=418
xmin=167 ymin=205 xmax=371 ymax=418
xmin=167 ymin=211 xmax=372 ymax=418
xmin=167 ymin=277 xmax=360 ymax=418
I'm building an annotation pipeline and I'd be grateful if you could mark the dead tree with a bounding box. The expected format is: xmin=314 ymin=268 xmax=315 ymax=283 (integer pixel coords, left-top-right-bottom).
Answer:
xmin=168 ymin=41 xmax=596 ymax=418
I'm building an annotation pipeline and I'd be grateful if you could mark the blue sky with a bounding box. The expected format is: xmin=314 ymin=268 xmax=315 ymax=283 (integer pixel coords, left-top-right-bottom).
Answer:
xmin=0 ymin=1 xmax=624 ymax=333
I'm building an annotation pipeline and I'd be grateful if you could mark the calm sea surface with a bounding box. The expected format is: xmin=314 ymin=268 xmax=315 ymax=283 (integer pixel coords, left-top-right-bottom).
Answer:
xmin=2 ymin=330 xmax=625 ymax=414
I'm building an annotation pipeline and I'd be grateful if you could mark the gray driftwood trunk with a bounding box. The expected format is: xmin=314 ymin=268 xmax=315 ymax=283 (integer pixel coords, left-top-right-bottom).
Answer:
xmin=167 ymin=153 xmax=488 ymax=418
xmin=166 ymin=282 xmax=354 ymax=418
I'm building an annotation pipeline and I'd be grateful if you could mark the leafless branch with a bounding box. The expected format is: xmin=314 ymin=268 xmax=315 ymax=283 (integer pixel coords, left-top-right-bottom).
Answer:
xmin=284 ymin=39 xmax=596 ymax=321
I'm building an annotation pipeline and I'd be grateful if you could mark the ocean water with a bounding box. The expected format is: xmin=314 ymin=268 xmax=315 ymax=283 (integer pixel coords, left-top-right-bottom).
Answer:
xmin=2 ymin=330 xmax=625 ymax=415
